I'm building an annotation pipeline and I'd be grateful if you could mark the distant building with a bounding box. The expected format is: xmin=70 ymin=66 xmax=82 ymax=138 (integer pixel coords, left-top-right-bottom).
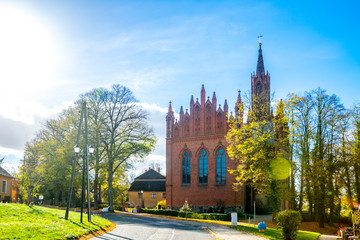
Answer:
xmin=128 ymin=169 xmax=166 ymax=208
xmin=165 ymin=40 xmax=271 ymax=213
xmin=0 ymin=166 xmax=17 ymax=203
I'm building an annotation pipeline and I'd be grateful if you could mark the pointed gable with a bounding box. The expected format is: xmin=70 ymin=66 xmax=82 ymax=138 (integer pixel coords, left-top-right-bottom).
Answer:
xmin=129 ymin=169 xmax=166 ymax=192
xmin=134 ymin=169 xmax=165 ymax=180
xmin=0 ymin=166 xmax=13 ymax=178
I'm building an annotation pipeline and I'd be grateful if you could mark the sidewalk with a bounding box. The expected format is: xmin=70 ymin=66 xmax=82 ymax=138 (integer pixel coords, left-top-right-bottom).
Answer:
xmin=205 ymin=223 xmax=267 ymax=240
xmin=318 ymin=235 xmax=339 ymax=240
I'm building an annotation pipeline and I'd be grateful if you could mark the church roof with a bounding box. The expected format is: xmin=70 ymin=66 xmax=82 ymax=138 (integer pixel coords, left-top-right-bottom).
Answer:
xmin=0 ymin=166 xmax=13 ymax=178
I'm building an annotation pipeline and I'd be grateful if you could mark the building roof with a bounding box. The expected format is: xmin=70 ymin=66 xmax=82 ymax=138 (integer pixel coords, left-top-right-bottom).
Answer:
xmin=134 ymin=169 xmax=165 ymax=180
xmin=128 ymin=180 xmax=165 ymax=192
xmin=0 ymin=166 xmax=13 ymax=178
xmin=129 ymin=169 xmax=166 ymax=192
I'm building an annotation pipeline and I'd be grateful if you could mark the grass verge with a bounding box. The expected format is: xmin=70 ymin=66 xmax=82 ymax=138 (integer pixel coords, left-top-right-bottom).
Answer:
xmin=229 ymin=224 xmax=321 ymax=240
xmin=0 ymin=203 xmax=112 ymax=239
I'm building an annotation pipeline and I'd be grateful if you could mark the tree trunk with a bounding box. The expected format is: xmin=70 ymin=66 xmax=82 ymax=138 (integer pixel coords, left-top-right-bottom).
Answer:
xmin=94 ymin=161 xmax=99 ymax=210
xmin=298 ymin=166 xmax=304 ymax=211
xmin=355 ymin=164 xmax=360 ymax=204
xmin=99 ymin=184 xmax=102 ymax=203
xmin=328 ymin=176 xmax=335 ymax=225
xmin=107 ymin=161 xmax=114 ymax=212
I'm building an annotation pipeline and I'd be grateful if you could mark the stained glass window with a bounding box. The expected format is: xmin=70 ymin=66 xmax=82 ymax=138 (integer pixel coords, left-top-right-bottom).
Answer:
xmin=216 ymin=147 xmax=226 ymax=183
xmin=182 ymin=151 xmax=191 ymax=184
xmin=199 ymin=149 xmax=208 ymax=184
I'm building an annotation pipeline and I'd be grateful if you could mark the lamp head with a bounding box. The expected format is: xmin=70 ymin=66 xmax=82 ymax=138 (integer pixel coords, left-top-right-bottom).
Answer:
xmin=89 ymin=145 xmax=95 ymax=154
xmin=74 ymin=144 xmax=80 ymax=154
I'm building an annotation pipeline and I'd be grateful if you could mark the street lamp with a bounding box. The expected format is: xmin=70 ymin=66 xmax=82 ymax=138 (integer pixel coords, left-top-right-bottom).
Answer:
xmin=65 ymin=144 xmax=81 ymax=220
xmin=339 ymin=194 xmax=342 ymax=229
xmin=65 ymin=102 xmax=94 ymax=223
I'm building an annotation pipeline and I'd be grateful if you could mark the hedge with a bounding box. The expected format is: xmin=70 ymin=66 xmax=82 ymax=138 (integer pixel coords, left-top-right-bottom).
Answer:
xmin=140 ymin=209 xmax=233 ymax=221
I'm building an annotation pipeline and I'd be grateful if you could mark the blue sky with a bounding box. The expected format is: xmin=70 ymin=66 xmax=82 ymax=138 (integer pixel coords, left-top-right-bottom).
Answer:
xmin=0 ymin=0 xmax=359 ymax=174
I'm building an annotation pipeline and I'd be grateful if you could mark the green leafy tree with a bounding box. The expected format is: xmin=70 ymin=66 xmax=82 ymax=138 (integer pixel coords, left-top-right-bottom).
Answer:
xmin=227 ymin=97 xmax=289 ymax=211
xmin=96 ymin=84 xmax=156 ymax=212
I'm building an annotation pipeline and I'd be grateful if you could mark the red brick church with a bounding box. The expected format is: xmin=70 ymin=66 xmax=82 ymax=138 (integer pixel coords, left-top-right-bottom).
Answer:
xmin=166 ymin=39 xmax=270 ymax=213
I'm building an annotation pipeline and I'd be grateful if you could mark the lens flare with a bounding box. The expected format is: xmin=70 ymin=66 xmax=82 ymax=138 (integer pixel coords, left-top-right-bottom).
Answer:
xmin=270 ymin=157 xmax=291 ymax=180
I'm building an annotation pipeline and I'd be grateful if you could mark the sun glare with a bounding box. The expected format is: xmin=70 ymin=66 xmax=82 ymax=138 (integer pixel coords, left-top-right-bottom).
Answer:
xmin=0 ymin=3 xmax=62 ymax=98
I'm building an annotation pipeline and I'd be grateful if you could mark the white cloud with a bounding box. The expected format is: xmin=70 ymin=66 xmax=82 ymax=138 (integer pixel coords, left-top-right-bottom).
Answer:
xmin=1 ymin=163 xmax=21 ymax=176
xmin=127 ymin=102 xmax=169 ymax=176
xmin=0 ymin=147 xmax=23 ymax=159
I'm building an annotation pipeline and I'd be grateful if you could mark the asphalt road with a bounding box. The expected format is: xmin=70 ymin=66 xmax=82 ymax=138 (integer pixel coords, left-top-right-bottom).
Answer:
xmin=92 ymin=213 xmax=215 ymax=240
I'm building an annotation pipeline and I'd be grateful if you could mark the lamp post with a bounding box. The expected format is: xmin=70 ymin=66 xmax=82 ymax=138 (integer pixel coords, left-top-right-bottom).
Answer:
xmin=87 ymin=145 xmax=94 ymax=222
xmin=65 ymin=102 xmax=94 ymax=223
xmin=339 ymin=194 xmax=342 ymax=229
xmin=65 ymin=144 xmax=80 ymax=220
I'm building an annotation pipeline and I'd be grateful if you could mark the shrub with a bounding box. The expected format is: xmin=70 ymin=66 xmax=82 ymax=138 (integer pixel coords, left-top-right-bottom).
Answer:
xmin=178 ymin=211 xmax=201 ymax=219
xmin=157 ymin=200 xmax=166 ymax=209
xmin=140 ymin=208 xmax=179 ymax=216
xmin=275 ymin=210 xmax=302 ymax=240
xmin=201 ymin=213 xmax=231 ymax=221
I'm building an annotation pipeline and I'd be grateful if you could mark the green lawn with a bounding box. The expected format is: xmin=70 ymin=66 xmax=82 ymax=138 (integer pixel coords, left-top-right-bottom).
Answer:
xmin=229 ymin=224 xmax=321 ymax=240
xmin=0 ymin=203 xmax=112 ymax=239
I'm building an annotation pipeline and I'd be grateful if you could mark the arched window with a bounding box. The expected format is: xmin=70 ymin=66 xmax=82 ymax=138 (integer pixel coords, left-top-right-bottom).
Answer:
xmin=182 ymin=151 xmax=191 ymax=184
xmin=216 ymin=147 xmax=226 ymax=183
xmin=199 ymin=149 xmax=208 ymax=184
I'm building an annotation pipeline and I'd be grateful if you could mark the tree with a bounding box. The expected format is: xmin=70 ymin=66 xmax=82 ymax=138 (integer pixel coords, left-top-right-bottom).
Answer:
xmin=284 ymin=89 xmax=346 ymax=227
xmin=351 ymin=104 xmax=360 ymax=204
xmin=227 ymin=96 xmax=289 ymax=211
xmin=310 ymin=88 xmax=344 ymax=227
xmin=285 ymin=93 xmax=314 ymax=214
xmin=97 ymin=85 xmax=156 ymax=211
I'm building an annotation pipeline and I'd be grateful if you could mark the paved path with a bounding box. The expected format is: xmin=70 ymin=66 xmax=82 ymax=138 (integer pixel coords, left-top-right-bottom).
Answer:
xmin=318 ymin=234 xmax=339 ymax=240
xmin=92 ymin=212 xmax=266 ymax=240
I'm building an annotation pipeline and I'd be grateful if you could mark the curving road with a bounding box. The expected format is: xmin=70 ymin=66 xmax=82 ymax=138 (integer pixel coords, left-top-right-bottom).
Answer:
xmin=92 ymin=212 xmax=267 ymax=240
xmin=92 ymin=213 xmax=214 ymax=240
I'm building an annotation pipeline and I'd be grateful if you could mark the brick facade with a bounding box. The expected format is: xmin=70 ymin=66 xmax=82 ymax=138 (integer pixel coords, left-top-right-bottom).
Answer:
xmin=166 ymin=41 xmax=270 ymax=213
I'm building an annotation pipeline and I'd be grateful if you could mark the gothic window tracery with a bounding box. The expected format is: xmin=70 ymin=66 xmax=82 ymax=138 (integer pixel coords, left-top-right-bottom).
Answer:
xmin=184 ymin=117 xmax=190 ymax=136
xmin=182 ymin=151 xmax=191 ymax=184
xmin=216 ymin=147 xmax=226 ymax=184
xmin=199 ymin=149 xmax=208 ymax=184
xmin=216 ymin=112 xmax=224 ymax=132
xmin=194 ymin=105 xmax=201 ymax=135
xmin=174 ymin=125 xmax=179 ymax=138
xmin=205 ymin=104 xmax=212 ymax=134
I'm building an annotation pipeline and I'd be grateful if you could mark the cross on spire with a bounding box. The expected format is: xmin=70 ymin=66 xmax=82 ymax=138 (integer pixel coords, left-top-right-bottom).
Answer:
xmin=258 ymin=34 xmax=263 ymax=45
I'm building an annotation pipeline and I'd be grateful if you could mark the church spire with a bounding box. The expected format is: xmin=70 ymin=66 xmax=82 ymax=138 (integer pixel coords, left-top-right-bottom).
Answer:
xmin=166 ymin=101 xmax=175 ymax=138
xmin=256 ymin=34 xmax=265 ymax=76
xmin=167 ymin=101 xmax=174 ymax=115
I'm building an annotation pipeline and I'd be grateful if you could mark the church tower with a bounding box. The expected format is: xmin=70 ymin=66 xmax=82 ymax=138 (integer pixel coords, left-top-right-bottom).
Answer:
xmin=251 ymin=35 xmax=271 ymax=120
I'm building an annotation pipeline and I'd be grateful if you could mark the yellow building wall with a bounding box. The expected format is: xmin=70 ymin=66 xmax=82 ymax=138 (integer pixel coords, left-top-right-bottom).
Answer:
xmin=128 ymin=191 xmax=165 ymax=208
xmin=0 ymin=176 xmax=13 ymax=202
